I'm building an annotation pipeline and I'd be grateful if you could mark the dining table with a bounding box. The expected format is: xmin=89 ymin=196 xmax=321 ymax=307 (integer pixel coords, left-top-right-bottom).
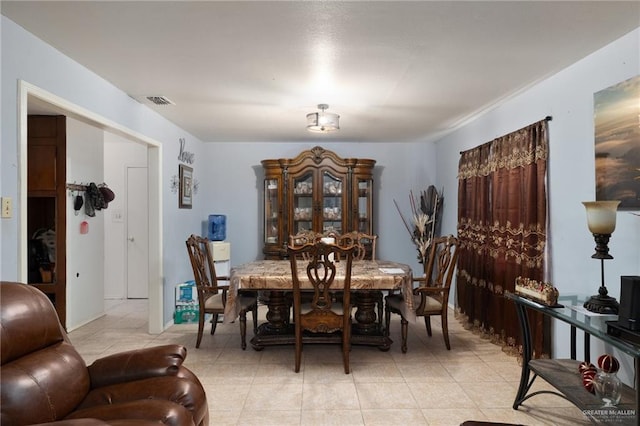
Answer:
xmin=223 ymin=259 xmax=414 ymax=351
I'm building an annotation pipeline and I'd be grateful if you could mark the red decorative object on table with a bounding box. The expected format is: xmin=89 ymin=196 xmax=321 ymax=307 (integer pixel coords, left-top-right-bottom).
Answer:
xmin=578 ymin=361 xmax=597 ymax=375
xmin=582 ymin=369 xmax=597 ymax=393
xmin=597 ymin=354 xmax=620 ymax=373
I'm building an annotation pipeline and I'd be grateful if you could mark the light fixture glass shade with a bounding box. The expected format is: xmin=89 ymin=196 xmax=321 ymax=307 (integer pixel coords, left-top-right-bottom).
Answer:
xmin=582 ymin=201 xmax=621 ymax=234
xmin=306 ymin=104 xmax=340 ymax=133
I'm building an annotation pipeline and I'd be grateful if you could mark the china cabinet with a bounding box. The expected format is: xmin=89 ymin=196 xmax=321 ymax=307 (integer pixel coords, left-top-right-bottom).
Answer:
xmin=262 ymin=146 xmax=375 ymax=259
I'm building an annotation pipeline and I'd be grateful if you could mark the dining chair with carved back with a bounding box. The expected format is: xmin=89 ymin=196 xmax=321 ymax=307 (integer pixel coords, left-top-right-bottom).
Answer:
xmin=288 ymin=230 xmax=323 ymax=260
xmin=288 ymin=229 xmax=346 ymax=304
xmin=288 ymin=230 xmax=379 ymax=321
xmin=385 ymin=235 xmax=459 ymax=352
xmin=336 ymin=231 xmax=377 ymax=261
xmin=186 ymin=234 xmax=258 ymax=349
xmin=288 ymin=240 xmax=358 ymax=373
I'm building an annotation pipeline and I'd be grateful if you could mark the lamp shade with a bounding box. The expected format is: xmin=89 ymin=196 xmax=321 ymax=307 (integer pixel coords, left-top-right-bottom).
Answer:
xmin=582 ymin=201 xmax=620 ymax=234
xmin=306 ymin=104 xmax=340 ymax=133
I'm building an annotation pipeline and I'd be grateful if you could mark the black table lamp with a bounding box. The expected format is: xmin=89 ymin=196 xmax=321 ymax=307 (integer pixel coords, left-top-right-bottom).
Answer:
xmin=582 ymin=201 xmax=621 ymax=314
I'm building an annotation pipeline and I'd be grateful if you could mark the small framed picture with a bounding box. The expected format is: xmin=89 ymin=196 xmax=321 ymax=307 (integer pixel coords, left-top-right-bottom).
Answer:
xmin=179 ymin=164 xmax=193 ymax=209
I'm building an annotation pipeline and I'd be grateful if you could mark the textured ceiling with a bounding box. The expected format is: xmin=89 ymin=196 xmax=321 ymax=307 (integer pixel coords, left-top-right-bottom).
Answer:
xmin=2 ymin=1 xmax=639 ymax=143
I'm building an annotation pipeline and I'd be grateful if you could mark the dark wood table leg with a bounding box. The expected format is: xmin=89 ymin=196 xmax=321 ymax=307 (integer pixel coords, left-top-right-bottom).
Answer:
xmin=353 ymin=291 xmax=379 ymax=335
xmin=263 ymin=291 xmax=290 ymax=331
xmin=250 ymin=290 xmax=294 ymax=350
xmin=352 ymin=291 xmax=392 ymax=351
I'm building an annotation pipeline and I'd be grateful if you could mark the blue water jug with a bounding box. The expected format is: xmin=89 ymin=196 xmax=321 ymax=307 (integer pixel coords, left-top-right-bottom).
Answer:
xmin=208 ymin=215 xmax=226 ymax=241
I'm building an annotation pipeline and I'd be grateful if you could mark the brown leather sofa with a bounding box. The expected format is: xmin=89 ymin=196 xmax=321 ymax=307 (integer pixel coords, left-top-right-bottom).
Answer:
xmin=0 ymin=282 xmax=209 ymax=426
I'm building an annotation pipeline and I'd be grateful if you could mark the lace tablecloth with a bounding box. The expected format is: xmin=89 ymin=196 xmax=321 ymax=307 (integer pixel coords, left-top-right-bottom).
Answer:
xmin=224 ymin=259 xmax=414 ymax=323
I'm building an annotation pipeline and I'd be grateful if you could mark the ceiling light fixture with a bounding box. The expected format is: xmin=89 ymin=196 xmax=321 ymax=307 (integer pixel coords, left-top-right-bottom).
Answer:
xmin=306 ymin=104 xmax=340 ymax=133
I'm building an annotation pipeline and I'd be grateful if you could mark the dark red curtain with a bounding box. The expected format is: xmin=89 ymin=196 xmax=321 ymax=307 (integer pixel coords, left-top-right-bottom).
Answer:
xmin=456 ymin=119 xmax=550 ymax=358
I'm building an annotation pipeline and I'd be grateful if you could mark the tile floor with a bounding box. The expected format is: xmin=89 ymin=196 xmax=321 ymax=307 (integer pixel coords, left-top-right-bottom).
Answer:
xmin=69 ymin=300 xmax=592 ymax=425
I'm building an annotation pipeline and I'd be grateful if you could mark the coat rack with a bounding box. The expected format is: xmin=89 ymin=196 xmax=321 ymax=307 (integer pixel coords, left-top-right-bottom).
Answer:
xmin=65 ymin=182 xmax=109 ymax=193
xmin=65 ymin=182 xmax=115 ymax=218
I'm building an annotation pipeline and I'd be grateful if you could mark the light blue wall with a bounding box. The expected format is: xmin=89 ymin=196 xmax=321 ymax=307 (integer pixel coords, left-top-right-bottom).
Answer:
xmin=434 ymin=28 xmax=640 ymax=384
xmin=197 ymin=142 xmax=436 ymax=272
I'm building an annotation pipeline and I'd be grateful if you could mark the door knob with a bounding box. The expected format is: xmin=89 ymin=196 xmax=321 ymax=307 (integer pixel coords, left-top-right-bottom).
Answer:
xmin=128 ymin=236 xmax=135 ymax=242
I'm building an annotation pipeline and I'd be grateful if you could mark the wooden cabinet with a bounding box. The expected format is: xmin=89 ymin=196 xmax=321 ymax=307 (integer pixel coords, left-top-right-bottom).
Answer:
xmin=262 ymin=146 xmax=375 ymax=259
xmin=27 ymin=115 xmax=67 ymax=327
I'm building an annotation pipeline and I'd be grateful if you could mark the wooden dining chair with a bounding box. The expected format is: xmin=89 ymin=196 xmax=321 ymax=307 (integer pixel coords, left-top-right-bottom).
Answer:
xmin=185 ymin=234 xmax=258 ymax=349
xmin=288 ymin=241 xmax=357 ymax=374
xmin=337 ymin=231 xmax=377 ymax=261
xmin=289 ymin=230 xmax=323 ymax=260
xmin=385 ymin=235 xmax=459 ymax=352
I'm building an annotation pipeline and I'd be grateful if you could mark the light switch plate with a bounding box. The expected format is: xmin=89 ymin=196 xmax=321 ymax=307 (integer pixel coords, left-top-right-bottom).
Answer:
xmin=112 ymin=209 xmax=124 ymax=222
xmin=1 ymin=197 xmax=12 ymax=218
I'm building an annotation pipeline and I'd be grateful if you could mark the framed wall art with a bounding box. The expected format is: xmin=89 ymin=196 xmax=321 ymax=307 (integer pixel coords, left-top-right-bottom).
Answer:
xmin=594 ymin=75 xmax=640 ymax=209
xmin=179 ymin=164 xmax=193 ymax=209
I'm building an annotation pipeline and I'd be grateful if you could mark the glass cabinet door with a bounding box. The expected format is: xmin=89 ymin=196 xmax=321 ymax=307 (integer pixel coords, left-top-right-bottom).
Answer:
xmin=264 ymin=178 xmax=280 ymax=246
xmin=321 ymin=171 xmax=346 ymax=233
xmin=356 ymin=177 xmax=373 ymax=233
xmin=291 ymin=172 xmax=314 ymax=234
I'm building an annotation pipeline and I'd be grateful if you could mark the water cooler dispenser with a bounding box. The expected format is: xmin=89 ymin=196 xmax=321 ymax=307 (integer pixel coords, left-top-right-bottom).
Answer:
xmin=208 ymin=214 xmax=226 ymax=241
xmin=207 ymin=214 xmax=229 ymax=283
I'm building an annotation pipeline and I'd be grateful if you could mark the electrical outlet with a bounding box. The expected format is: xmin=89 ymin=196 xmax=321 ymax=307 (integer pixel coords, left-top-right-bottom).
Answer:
xmin=1 ymin=197 xmax=12 ymax=218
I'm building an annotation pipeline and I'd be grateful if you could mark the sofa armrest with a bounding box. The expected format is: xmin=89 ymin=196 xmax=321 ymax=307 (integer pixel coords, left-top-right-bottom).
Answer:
xmin=88 ymin=344 xmax=187 ymax=389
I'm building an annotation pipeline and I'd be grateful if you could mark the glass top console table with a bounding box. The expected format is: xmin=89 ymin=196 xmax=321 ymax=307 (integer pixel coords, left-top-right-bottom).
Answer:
xmin=506 ymin=292 xmax=638 ymax=425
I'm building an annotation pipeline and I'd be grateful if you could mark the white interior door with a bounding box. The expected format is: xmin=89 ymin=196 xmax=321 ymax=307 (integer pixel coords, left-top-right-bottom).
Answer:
xmin=126 ymin=166 xmax=149 ymax=299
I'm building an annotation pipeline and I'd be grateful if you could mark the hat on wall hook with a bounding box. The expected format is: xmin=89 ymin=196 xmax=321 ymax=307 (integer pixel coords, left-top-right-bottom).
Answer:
xmin=73 ymin=193 xmax=84 ymax=216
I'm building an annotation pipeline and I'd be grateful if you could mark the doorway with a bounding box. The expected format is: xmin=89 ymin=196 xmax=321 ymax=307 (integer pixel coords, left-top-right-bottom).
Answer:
xmin=18 ymin=80 xmax=163 ymax=334
xmin=126 ymin=166 xmax=149 ymax=299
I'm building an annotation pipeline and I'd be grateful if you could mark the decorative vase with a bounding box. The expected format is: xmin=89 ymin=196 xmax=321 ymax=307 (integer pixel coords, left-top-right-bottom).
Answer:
xmin=593 ymin=370 xmax=622 ymax=407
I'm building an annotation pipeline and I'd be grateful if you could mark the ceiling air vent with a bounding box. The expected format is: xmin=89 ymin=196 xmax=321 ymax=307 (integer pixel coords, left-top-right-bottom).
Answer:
xmin=146 ymin=96 xmax=175 ymax=106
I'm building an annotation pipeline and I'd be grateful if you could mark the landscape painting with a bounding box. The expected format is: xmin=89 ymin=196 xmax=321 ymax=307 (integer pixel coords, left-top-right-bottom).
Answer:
xmin=594 ymin=75 xmax=640 ymax=209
